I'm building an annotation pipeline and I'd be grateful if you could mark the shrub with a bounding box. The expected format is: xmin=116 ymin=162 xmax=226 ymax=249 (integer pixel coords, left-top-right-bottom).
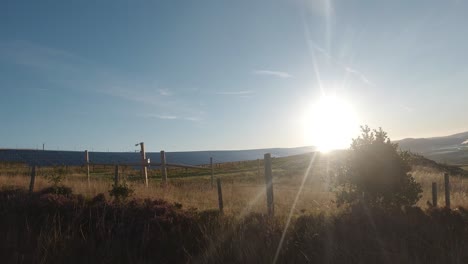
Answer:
xmin=39 ymin=186 xmax=73 ymax=196
xmin=44 ymin=169 xmax=64 ymax=187
xmin=109 ymin=182 xmax=134 ymax=201
xmin=335 ymin=125 xmax=422 ymax=209
xmin=43 ymin=166 xmax=72 ymax=195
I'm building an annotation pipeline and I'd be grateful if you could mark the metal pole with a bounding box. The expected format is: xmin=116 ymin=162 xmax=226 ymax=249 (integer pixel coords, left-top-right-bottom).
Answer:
xmin=217 ymin=178 xmax=224 ymax=214
xmin=160 ymin=150 xmax=168 ymax=184
xmin=264 ymin=153 xmax=274 ymax=216
xmin=85 ymin=150 xmax=90 ymax=187
xmin=210 ymin=157 xmax=214 ymax=188
xmin=140 ymin=143 xmax=148 ymax=187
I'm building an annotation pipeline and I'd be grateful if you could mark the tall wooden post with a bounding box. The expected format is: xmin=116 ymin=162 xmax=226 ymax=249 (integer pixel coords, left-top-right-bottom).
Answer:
xmin=264 ymin=153 xmax=274 ymax=216
xmin=444 ymin=173 xmax=450 ymax=208
xmin=29 ymin=165 xmax=36 ymax=194
xmin=160 ymin=150 xmax=167 ymax=184
xmin=114 ymin=165 xmax=119 ymax=186
xmin=210 ymin=157 xmax=214 ymax=188
xmin=217 ymin=178 xmax=224 ymax=214
xmin=257 ymin=159 xmax=260 ymax=177
xmin=432 ymin=182 xmax=437 ymax=207
xmin=85 ymin=150 xmax=90 ymax=187
xmin=139 ymin=143 xmax=148 ymax=187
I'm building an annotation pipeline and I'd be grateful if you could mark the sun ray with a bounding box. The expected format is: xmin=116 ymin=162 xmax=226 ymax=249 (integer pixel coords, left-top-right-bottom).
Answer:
xmin=273 ymin=152 xmax=318 ymax=264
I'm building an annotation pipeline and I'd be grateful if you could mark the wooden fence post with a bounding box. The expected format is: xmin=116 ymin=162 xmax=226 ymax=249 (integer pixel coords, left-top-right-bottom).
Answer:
xmin=140 ymin=143 xmax=148 ymax=187
xmin=432 ymin=182 xmax=437 ymax=207
xmin=85 ymin=150 xmax=90 ymax=187
xmin=217 ymin=178 xmax=224 ymax=213
xmin=257 ymin=159 xmax=260 ymax=177
xmin=160 ymin=150 xmax=168 ymax=184
xmin=264 ymin=153 xmax=274 ymax=216
xmin=114 ymin=165 xmax=119 ymax=186
xmin=210 ymin=157 xmax=214 ymax=188
xmin=444 ymin=173 xmax=450 ymax=208
xmin=29 ymin=165 xmax=36 ymax=194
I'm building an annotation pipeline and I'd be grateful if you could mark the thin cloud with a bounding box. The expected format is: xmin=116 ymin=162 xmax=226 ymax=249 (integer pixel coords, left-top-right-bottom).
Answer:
xmin=158 ymin=89 xmax=171 ymax=96
xmin=156 ymin=115 xmax=178 ymax=120
xmin=101 ymin=86 xmax=159 ymax=105
xmin=308 ymin=40 xmax=374 ymax=86
xmin=183 ymin=116 xmax=202 ymax=122
xmin=253 ymin=70 xmax=293 ymax=79
xmin=1 ymin=40 xmax=206 ymax=122
xmin=310 ymin=43 xmax=332 ymax=59
xmin=215 ymin=90 xmax=255 ymax=95
xmin=401 ymin=105 xmax=415 ymax=113
xmin=344 ymin=67 xmax=373 ymax=85
xmin=0 ymin=40 xmax=93 ymax=74
xmin=144 ymin=114 xmax=202 ymax=122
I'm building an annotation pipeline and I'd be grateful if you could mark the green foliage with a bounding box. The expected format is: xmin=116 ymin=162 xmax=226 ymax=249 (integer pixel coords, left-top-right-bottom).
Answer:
xmin=44 ymin=166 xmax=66 ymax=186
xmin=335 ymin=125 xmax=422 ymax=209
xmin=109 ymin=182 xmax=134 ymax=201
xmin=43 ymin=166 xmax=72 ymax=195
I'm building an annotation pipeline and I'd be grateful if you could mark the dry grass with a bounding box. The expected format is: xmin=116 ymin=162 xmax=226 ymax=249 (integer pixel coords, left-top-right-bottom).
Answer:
xmin=0 ymin=172 xmax=336 ymax=218
xmin=0 ymin=155 xmax=466 ymax=218
xmin=0 ymin=158 xmax=467 ymax=263
xmin=412 ymin=165 xmax=468 ymax=208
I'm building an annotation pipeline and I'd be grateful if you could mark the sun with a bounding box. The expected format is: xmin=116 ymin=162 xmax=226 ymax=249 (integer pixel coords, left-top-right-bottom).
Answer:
xmin=303 ymin=95 xmax=360 ymax=152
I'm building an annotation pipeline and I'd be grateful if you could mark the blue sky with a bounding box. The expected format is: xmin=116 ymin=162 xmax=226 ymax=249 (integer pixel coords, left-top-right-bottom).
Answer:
xmin=1 ymin=0 xmax=467 ymax=152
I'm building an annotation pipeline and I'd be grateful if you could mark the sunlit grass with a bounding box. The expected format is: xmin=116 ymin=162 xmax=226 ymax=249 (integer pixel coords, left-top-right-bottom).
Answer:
xmin=1 ymin=153 xmax=466 ymax=217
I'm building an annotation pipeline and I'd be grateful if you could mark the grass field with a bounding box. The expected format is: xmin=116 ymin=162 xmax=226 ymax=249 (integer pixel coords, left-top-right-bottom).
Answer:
xmin=0 ymin=153 xmax=467 ymax=263
xmin=0 ymin=152 xmax=467 ymax=215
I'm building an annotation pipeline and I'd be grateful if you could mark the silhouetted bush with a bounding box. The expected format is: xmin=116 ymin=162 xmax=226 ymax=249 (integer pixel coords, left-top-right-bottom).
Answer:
xmin=335 ymin=126 xmax=423 ymax=209
xmin=38 ymin=186 xmax=73 ymax=196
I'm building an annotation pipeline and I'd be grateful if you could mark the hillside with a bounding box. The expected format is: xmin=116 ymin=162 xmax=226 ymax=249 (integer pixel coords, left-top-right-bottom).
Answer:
xmin=397 ymin=131 xmax=468 ymax=164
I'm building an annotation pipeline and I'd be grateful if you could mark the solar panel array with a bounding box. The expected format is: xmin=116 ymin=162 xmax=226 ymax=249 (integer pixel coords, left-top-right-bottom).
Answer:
xmin=0 ymin=147 xmax=315 ymax=167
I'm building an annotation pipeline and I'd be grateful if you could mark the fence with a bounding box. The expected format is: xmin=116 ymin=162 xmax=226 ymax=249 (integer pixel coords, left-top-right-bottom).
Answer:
xmin=1 ymin=151 xmax=463 ymax=215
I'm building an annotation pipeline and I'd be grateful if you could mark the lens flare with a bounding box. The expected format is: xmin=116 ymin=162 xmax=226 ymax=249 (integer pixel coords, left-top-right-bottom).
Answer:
xmin=304 ymin=95 xmax=359 ymax=152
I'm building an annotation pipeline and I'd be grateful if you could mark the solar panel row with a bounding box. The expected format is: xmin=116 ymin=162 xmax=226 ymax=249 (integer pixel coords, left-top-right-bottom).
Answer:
xmin=0 ymin=147 xmax=315 ymax=167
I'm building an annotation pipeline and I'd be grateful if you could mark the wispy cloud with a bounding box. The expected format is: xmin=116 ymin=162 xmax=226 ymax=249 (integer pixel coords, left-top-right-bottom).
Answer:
xmin=183 ymin=116 xmax=202 ymax=122
xmin=215 ymin=90 xmax=255 ymax=95
xmin=0 ymin=40 xmax=94 ymax=76
xmin=344 ymin=67 xmax=372 ymax=85
xmin=253 ymin=70 xmax=293 ymax=79
xmin=155 ymin=115 xmax=178 ymax=120
xmin=144 ymin=114 xmax=201 ymax=122
xmin=103 ymin=86 xmax=205 ymax=121
xmin=307 ymin=40 xmax=374 ymax=86
xmin=158 ymin=89 xmax=171 ymax=96
xmin=101 ymin=86 xmax=160 ymax=105
xmin=401 ymin=105 xmax=415 ymax=113
xmin=0 ymin=40 xmax=208 ymax=124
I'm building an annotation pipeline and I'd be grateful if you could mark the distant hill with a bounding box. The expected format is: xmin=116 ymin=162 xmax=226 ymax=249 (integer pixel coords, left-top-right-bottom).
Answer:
xmin=0 ymin=146 xmax=316 ymax=166
xmin=397 ymin=131 xmax=468 ymax=164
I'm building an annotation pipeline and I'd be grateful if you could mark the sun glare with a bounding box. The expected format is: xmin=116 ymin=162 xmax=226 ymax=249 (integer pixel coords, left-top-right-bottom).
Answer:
xmin=304 ymin=95 xmax=359 ymax=152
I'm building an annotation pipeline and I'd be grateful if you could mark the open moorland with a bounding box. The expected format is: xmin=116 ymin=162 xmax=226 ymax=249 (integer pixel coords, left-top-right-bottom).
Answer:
xmin=0 ymin=152 xmax=467 ymax=263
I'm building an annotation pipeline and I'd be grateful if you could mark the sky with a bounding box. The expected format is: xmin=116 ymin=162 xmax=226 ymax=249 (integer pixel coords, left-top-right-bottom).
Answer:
xmin=1 ymin=0 xmax=468 ymax=152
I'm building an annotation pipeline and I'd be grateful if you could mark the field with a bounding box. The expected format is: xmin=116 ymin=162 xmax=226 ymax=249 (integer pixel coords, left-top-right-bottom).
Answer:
xmin=0 ymin=153 xmax=467 ymax=263
xmin=1 ymin=153 xmax=467 ymax=214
